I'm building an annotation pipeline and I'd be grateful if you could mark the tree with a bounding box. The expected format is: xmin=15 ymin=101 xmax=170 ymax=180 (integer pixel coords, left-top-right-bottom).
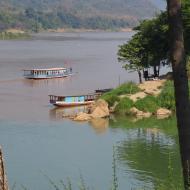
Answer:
xmin=118 ymin=33 xmax=146 ymax=83
xmin=118 ymin=12 xmax=170 ymax=82
xmin=167 ymin=0 xmax=190 ymax=189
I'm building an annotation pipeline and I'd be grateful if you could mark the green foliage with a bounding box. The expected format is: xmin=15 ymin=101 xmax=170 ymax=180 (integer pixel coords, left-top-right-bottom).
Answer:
xmin=134 ymin=95 xmax=159 ymax=113
xmin=101 ymin=93 xmax=120 ymax=107
xmin=114 ymin=97 xmax=134 ymax=114
xmin=182 ymin=0 xmax=190 ymax=53
xmin=118 ymin=12 xmax=170 ymax=82
xmin=111 ymin=82 xmax=140 ymax=96
xmin=157 ymin=80 xmax=176 ymax=111
xmin=118 ymin=33 xmax=145 ymax=81
xmin=118 ymin=1 xmax=190 ymax=79
xmin=101 ymin=82 xmax=140 ymax=107
xmin=0 ymin=0 xmax=159 ymax=31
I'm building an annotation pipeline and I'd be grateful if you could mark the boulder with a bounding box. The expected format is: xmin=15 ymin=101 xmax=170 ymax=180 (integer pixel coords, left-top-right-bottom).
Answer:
xmin=156 ymin=108 xmax=172 ymax=119
xmin=91 ymin=99 xmax=110 ymax=118
xmin=136 ymin=111 xmax=152 ymax=118
xmin=73 ymin=112 xmax=92 ymax=121
xmin=130 ymin=107 xmax=152 ymax=118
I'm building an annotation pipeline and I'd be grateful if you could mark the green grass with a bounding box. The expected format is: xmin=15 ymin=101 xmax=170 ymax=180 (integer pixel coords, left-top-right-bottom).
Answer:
xmin=101 ymin=93 xmax=120 ymax=107
xmin=101 ymin=82 xmax=140 ymax=107
xmin=110 ymin=82 xmax=140 ymax=96
xmin=0 ymin=32 xmax=30 ymax=40
xmin=134 ymin=95 xmax=159 ymax=113
xmin=114 ymin=97 xmax=134 ymax=115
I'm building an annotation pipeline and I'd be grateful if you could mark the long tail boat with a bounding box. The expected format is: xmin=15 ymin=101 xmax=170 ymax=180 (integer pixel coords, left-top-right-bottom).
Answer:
xmin=23 ymin=67 xmax=73 ymax=79
xmin=49 ymin=94 xmax=100 ymax=107
xmin=49 ymin=88 xmax=112 ymax=107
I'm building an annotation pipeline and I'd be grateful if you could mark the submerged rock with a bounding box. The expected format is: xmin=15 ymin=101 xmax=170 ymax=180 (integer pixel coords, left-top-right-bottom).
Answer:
xmin=73 ymin=112 xmax=92 ymax=121
xmin=130 ymin=107 xmax=152 ymax=118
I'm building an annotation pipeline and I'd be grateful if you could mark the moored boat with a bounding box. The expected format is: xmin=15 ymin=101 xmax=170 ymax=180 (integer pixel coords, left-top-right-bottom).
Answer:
xmin=23 ymin=67 xmax=73 ymax=79
xmin=49 ymin=94 xmax=99 ymax=107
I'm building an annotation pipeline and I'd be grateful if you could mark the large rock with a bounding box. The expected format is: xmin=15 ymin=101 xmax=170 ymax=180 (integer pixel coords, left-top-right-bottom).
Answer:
xmin=156 ymin=108 xmax=172 ymax=119
xmin=73 ymin=100 xmax=110 ymax=121
xmin=91 ymin=99 xmax=110 ymax=118
xmin=130 ymin=107 xmax=152 ymax=118
xmin=73 ymin=112 xmax=92 ymax=121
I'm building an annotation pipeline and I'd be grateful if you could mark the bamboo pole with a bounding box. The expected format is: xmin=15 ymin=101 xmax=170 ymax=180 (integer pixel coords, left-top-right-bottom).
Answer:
xmin=0 ymin=147 xmax=9 ymax=190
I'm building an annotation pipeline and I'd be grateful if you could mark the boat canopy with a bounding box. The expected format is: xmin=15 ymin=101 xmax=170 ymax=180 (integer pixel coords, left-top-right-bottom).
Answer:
xmin=23 ymin=68 xmax=67 ymax=71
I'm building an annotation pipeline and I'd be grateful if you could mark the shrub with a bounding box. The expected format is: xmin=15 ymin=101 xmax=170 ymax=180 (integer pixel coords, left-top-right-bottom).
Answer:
xmin=114 ymin=97 xmax=134 ymax=114
xmin=134 ymin=95 xmax=159 ymax=113
xmin=101 ymin=93 xmax=120 ymax=107
xmin=111 ymin=82 xmax=140 ymax=96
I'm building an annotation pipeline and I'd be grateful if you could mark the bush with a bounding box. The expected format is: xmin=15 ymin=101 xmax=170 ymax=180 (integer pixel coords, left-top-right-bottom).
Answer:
xmin=134 ymin=95 xmax=159 ymax=113
xmin=101 ymin=93 xmax=120 ymax=107
xmin=111 ymin=82 xmax=140 ymax=96
xmin=114 ymin=97 xmax=134 ymax=114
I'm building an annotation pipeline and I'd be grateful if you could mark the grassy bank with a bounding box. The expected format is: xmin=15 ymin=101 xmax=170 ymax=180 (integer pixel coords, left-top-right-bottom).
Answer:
xmin=100 ymin=80 xmax=184 ymax=116
xmin=0 ymin=31 xmax=30 ymax=40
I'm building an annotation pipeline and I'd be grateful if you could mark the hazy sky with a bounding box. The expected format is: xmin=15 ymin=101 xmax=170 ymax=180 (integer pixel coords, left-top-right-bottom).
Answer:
xmin=151 ymin=0 xmax=166 ymax=10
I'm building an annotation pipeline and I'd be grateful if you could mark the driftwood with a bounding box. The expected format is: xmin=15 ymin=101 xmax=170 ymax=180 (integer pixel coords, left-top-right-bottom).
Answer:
xmin=0 ymin=147 xmax=9 ymax=190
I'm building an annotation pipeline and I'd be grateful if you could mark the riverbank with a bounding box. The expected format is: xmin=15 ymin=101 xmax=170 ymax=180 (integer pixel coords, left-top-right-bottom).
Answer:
xmin=67 ymin=79 xmax=176 ymax=122
xmin=47 ymin=27 xmax=133 ymax=33
xmin=0 ymin=30 xmax=30 ymax=40
xmin=101 ymin=79 xmax=174 ymax=118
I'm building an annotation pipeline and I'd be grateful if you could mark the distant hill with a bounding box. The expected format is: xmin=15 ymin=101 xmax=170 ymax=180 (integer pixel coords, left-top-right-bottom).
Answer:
xmin=0 ymin=0 xmax=161 ymax=31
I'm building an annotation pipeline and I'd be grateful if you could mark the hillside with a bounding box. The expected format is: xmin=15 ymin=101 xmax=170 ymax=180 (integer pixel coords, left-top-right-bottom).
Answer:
xmin=0 ymin=0 xmax=161 ymax=31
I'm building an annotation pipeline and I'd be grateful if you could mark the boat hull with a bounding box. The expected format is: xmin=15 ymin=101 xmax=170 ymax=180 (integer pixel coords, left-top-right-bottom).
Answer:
xmin=54 ymin=100 xmax=94 ymax=107
xmin=24 ymin=73 xmax=73 ymax=79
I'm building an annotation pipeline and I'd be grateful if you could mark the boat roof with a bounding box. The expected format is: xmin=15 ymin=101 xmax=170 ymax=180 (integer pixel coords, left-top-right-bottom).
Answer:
xmin=23 ymin=67 xmax=67 ymax=71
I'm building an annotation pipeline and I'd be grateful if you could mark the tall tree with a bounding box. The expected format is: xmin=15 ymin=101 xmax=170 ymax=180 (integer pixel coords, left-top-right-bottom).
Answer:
xmin=118 ymin=33 xmax=145 ymax=83
xmin=167 ymin=0 xmax=190 ymax=189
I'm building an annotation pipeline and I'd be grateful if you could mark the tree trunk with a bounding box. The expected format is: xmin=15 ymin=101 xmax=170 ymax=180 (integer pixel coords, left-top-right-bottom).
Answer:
xmin=137 ymin=70 xmax=142 ymax=83
xmin=0 ymin=147 xmax=9 ymax=190
xmin=167 ymin=0 xmax=190 ymax=189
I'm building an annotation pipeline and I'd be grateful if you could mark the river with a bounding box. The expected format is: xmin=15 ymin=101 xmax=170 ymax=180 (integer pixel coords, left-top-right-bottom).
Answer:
xmin=0 ymin=32 xmax=181 ymax=190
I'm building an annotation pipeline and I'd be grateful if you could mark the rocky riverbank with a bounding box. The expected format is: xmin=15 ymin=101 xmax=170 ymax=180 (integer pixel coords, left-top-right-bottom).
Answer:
xmin=61 ymin=79 xmax=174 ymax=122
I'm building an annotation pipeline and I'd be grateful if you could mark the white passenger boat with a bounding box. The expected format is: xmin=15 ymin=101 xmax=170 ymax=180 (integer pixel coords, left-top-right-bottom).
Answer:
xmin=23 ymin=67 xmax=73 ymax=79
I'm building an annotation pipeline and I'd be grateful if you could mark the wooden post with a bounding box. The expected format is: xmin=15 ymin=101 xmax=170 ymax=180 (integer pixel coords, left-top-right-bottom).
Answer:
xmin=0 ymin=147 xmax=9 ymax=190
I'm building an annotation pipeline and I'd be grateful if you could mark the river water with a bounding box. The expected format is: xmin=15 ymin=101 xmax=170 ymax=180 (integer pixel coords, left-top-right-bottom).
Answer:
xmin=0 ymin=32 xmax=181 ymax=190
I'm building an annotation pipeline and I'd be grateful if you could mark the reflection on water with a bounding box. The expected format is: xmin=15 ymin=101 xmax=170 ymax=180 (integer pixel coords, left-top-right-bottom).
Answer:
xmin=22 ymin=77 xmax=73 ymax=88
xmin=49 ymin=107 xmax=109 ymax=134
xmin=49 ymin=106 xmax=88 ymax=120
xmin=89 ymin=118 xmax=109 ymax=134
xmin=111 ymin=117 xmax=182 ymax=189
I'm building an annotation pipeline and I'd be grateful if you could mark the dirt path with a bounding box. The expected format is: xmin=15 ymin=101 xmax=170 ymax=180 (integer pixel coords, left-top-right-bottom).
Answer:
xmin=129 ymin=80 xmax=166 ymax=102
